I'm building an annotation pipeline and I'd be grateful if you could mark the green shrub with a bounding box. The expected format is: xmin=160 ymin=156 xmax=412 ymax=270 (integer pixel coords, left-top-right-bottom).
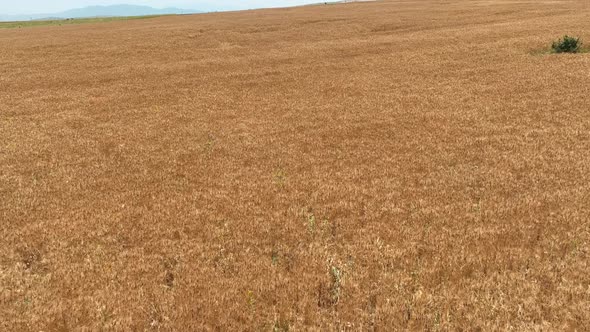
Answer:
xmin=551 ymin=35 xmax=581 ymax=53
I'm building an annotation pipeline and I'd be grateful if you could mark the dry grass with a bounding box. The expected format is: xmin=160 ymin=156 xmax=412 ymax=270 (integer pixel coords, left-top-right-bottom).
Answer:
xmin=0 ymin=15 xmax=170 ymax=29
xmin=1 ymin=0 xmax=590 ymax=330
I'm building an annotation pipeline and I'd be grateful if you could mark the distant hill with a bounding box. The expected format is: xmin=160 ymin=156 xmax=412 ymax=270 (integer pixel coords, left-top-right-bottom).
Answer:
xmin=0 ymin=5 xmax=202 ymax=22
xmin=57 ymin=5 xmax=200 ymax=18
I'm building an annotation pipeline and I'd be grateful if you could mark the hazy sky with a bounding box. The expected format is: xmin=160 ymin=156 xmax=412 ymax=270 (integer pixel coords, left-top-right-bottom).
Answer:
xmin=1 ymin=0 xmax=321 ymax=15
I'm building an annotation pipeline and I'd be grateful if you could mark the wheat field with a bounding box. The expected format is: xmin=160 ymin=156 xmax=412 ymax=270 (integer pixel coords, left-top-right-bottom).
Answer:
xmin=1 ymin=0 xmax=590 ymax=330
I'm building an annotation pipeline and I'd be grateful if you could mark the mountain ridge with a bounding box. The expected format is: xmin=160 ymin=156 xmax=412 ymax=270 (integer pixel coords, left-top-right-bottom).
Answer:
xmin=0 ymin=4 xmax=202 ymax=22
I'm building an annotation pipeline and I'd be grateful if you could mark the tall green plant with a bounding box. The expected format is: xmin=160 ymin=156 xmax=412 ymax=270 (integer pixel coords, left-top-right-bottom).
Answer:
xmin=551 ymin=35 xmax=581 ymax=53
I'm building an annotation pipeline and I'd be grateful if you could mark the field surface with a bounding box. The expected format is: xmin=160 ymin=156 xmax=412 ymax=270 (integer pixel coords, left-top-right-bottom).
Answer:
xmin=1 ymin=0 xmax=590 ymax=330
xmin=0 ymin=16 xmax=169 ymax=30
